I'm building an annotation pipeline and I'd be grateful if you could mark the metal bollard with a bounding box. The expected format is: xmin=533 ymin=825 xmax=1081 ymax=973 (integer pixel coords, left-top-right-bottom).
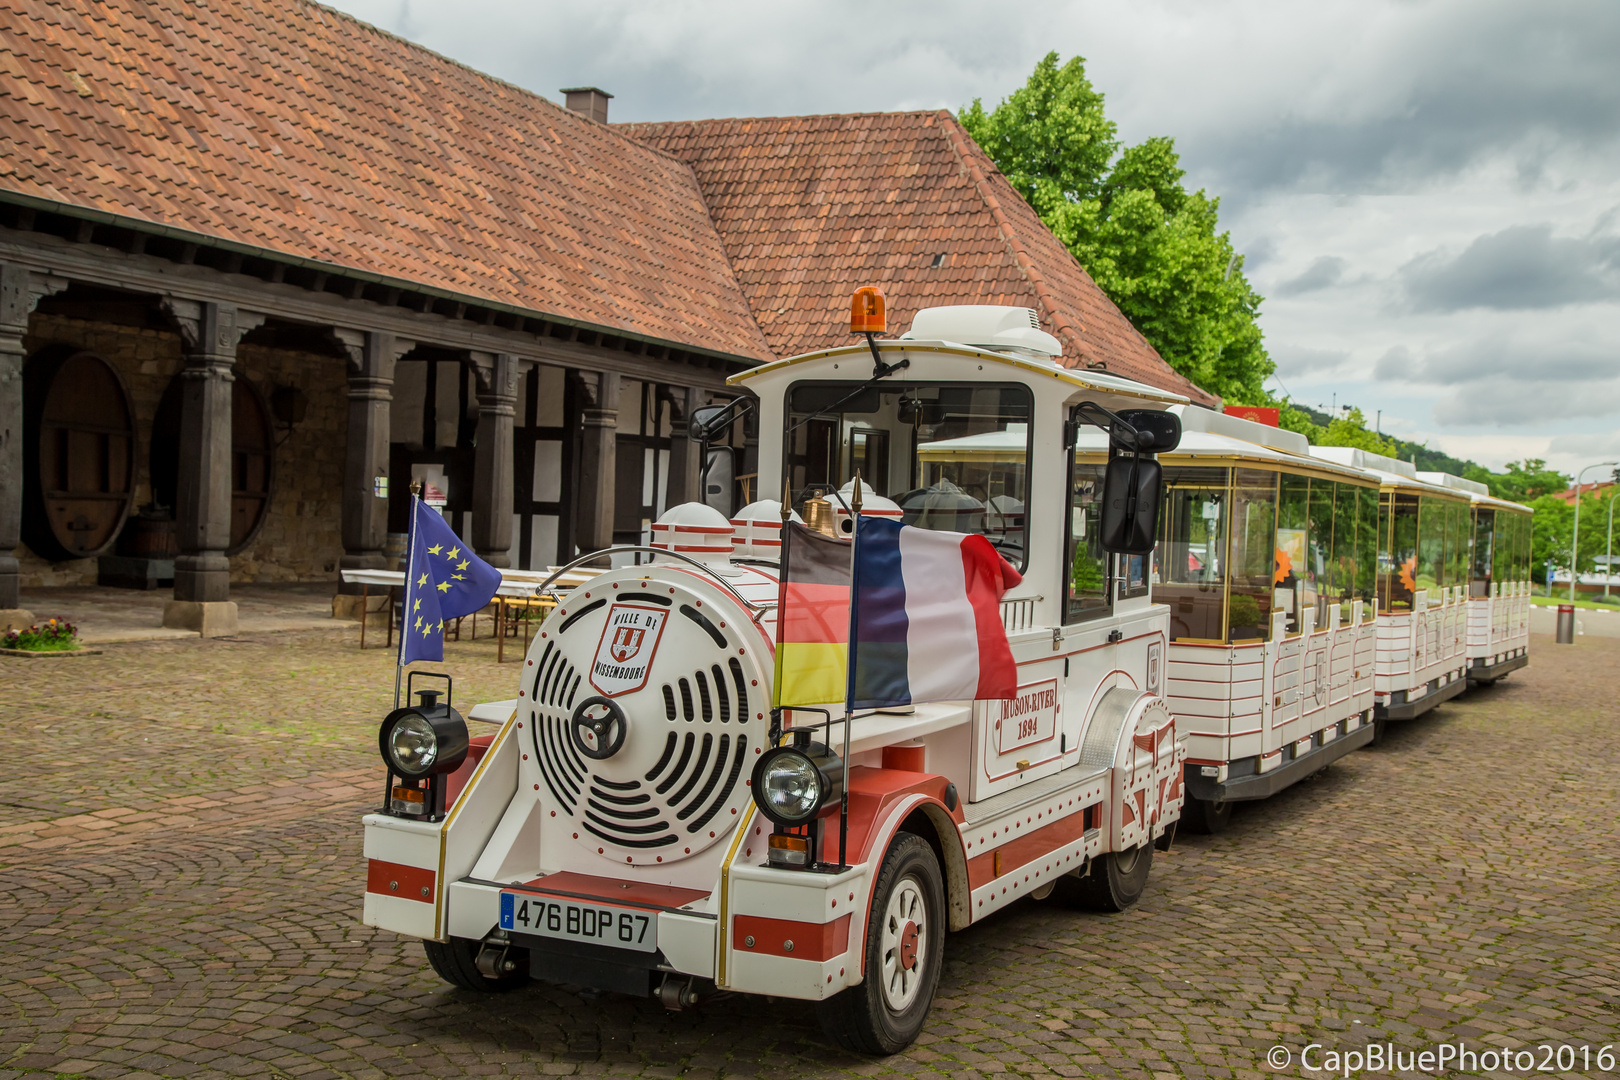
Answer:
xmin=1556 ymin=604 xmax=1576 ymax=644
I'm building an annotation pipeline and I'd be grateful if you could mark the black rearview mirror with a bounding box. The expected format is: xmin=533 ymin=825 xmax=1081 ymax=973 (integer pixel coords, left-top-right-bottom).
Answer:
xmin=1113 ymin=409 xmax=1181 ymax=454
xmin=689 ymin=404 xmax=730 ymax=442
xmin=1099 ymin=453 xmax=1163 ymax=555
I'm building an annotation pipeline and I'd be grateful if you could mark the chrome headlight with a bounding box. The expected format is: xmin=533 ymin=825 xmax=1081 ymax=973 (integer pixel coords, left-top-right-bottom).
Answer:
xmin=379 ymin=692 xmax=469 ymax=780
xmin=751 ymin=741 xmax=844 ymax=827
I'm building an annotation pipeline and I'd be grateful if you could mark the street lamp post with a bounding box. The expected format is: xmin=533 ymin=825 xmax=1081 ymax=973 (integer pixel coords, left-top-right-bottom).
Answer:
xmin=1569 ymin=462 xmax=1619 ymax=603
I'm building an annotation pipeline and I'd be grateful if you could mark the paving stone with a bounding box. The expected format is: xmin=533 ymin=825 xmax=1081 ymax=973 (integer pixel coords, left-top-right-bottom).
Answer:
xmin=2 ymin=630 xmax=1616 ymax=1078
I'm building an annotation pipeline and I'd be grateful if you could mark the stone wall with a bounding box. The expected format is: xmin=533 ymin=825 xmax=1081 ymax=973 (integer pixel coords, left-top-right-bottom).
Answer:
xmin=19 ymin=313 xmax=347 ymax=587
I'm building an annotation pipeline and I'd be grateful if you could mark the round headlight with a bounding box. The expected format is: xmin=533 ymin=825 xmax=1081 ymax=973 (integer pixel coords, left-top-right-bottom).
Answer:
xmin=388 ymin=713 xmax=439 ymax=775
xmin=751 ymin=742 xmax=844 ymax=827
xmin=378 ymin=698 xmax=469 ymax=781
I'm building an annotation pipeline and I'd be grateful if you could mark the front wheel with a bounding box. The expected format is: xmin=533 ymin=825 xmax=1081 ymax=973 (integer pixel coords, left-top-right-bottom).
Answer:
xmin=423 ymin=937 xmax=529 ymax=992
xmin=1061 ymin=842 xmax=1154 ymax=912
xmin=816 ymin=832 xmax=945 ymax=1055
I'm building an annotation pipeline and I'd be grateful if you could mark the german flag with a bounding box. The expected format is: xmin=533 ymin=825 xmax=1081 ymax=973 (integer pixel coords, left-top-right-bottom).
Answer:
xmin=772 ymin=521 xmax=853 ymax=707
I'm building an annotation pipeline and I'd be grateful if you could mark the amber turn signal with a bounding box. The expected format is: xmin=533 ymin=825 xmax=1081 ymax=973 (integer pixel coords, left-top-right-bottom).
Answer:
xmin=768 ymin=832 xmax=811 ymax=868
xmin=850 ymin=286 xmax=886 ymax=334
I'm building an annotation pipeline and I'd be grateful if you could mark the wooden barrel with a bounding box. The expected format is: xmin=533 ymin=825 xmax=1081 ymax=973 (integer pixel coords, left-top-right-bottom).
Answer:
xmin=150 ymin=374 xmax=276 ymax=555
xmin=23 ymin=349 xmax=136 ymax=561
xmin=118 ymin=512 xmax=179 ymax=558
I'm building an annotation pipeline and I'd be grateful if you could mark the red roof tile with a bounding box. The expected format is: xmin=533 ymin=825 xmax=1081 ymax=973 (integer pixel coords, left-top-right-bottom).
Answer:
xmin=0 ymin=0 xmax=771 ymax=361
xmin=622 ymin=111 xmax=1216 ymax=404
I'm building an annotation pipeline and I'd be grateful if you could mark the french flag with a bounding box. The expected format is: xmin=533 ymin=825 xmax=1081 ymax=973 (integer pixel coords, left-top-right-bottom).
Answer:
xmin=848 ymin=517 xmax=1023 ymax=708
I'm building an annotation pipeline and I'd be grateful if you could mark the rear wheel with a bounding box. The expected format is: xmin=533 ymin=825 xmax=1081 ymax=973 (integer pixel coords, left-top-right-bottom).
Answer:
xmin=817 ymin=832 xmax=945 ymax=1055
xmin=1062 ymin=842 xmax=1154 ymax=912
xmin=423 ymin=936 xmax=529 ymax=992
xmin=1183 ymin=795 xmax=1232 ymax=835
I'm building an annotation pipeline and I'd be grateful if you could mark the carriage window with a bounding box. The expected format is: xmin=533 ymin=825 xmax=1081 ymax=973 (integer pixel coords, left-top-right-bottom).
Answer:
xmin=1157 ymin=481 xmax=1227 ymax=641
xmin=1276 ymin=474 xmax=1310 ymax=635
xmin=786 ymin=382 xmax=1031 ymax=569
xmin=1229 ymin=469 xmax=1278 ymax=642
xmin=1067 ymin=462 xmax=1111 ymax=623
xmin=1356 ymin=485 xmax=1379 ymax=620
xmin=1472 ymin=508 xmax=1496 ymax=596
xmin=1383 ymin=493 xmax=1419 ymax=612
xmin=1416 ymin=496 xmax=1448 ymax=595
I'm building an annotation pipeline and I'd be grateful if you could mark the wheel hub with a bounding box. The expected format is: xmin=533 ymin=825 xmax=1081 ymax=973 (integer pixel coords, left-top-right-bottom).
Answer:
xmin=880 ymin=875 xmax=927 ymax=1011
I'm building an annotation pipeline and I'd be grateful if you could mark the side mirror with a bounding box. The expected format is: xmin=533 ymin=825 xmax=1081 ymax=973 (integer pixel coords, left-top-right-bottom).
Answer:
xmin=1113 ymin=409 xmax=1181 ymax=454
xmin=1099 ymin=454 xmax=1162 ymax=555
xmin=688 ymin=404 xmax=731 ymax=442
xmin=702 ymin=446 xmax=736 ymax=516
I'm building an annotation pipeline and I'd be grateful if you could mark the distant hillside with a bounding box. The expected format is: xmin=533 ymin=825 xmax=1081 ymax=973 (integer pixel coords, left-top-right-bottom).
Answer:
xmin=1290 ymin=405 xmax=1482 ymax=478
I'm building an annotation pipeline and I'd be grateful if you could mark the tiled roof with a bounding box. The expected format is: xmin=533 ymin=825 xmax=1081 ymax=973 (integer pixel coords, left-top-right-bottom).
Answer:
xmin=0 ymin=0 xmax=772 ymax=361
xmin=621 ymin=111 xmax=1217 ymax=404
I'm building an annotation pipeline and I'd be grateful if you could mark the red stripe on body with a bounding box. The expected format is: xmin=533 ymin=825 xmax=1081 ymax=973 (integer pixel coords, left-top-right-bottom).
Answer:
xmin=732 ymin=914 xmax=852 ymax=960
xmin=367 ymin=860 xmax=437 ymax=904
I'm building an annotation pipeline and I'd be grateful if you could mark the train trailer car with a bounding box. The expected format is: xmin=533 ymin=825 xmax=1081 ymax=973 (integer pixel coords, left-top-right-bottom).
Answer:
xmin=1413 ymin=473 xmax=1532 ymax=686
xmin=1309 ymin=447 xmax=1475 ymax=733
xmin=360 ymin=297 xmax=1191 ymax=1054
xmin=1070 ymin=406 xmax=1381 ymax=833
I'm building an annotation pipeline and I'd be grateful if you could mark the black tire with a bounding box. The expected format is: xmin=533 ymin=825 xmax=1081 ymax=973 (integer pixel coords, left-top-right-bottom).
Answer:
xmin=816 ymin=832 xmax=945 ymax=1055
xmin=1370 ymin=713 xmax=1388 ymax=747
xmin=1063 ymin=842 xmax=1153 ymax=912
xmin=422 ymin=937 xmax=529 ymax=992
xmin=1183 ymin=794 xmax=1232 ymax=835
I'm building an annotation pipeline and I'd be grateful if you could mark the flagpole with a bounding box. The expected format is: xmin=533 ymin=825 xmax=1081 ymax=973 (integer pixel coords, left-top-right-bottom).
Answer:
xmin=838 ymin=471 xmax=863 ymax=870
xmin=395 ymin=481 xmax=422 ymax=709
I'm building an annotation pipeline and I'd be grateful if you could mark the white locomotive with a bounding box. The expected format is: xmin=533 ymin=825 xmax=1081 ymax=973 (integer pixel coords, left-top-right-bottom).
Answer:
xmin=362 ymin=295 xmax=1192 ymax=1053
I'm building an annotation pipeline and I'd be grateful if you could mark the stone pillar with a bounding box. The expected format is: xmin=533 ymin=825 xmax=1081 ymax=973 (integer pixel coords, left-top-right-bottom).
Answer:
xmin=665 ymin=386 xmax=704 ymax=508
xmin=161 ymin=300 xmax=263 ymax=637
xmin=470 ymin=352 xmax=518 ymax=569
xmin=333 ymin=330 xmax=400 ymax=619
xmin=0 ymin=264 xmax=42 ymax=627
xmin=573 ymin=370 xmax=619 ymax=562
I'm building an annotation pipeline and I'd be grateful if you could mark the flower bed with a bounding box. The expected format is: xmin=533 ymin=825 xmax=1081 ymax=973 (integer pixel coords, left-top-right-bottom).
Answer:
xmin=4 ymin=617 xmax=81 ymax=652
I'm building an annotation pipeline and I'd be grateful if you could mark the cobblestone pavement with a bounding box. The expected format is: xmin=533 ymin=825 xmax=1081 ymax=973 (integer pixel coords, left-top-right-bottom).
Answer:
xmin=2 ymin=629 xmax=1617 ymax=1080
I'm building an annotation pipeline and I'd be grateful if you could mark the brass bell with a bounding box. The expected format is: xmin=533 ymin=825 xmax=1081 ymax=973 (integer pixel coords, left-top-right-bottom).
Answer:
xmin=802 ymin=490 xmax=837 ymax=537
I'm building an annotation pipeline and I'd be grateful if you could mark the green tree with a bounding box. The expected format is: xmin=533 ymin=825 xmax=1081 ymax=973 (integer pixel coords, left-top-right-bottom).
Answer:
xmin=1466 ymin=459 xmax=1571 ymax=503
xmin=962 ymin=54 xmax=1273 ymax=402
xmin=1317 ymin=408 xmax=1400 ymax=457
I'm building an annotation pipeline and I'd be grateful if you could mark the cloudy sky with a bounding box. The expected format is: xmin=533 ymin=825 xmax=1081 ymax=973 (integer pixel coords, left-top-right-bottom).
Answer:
xmin=331 ymin=0 xmax=1620 ymax=477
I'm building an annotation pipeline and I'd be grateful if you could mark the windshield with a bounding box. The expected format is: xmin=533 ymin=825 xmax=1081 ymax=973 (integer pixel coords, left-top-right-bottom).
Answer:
xmin=784 ymin=382 xmax=1032 ymax=567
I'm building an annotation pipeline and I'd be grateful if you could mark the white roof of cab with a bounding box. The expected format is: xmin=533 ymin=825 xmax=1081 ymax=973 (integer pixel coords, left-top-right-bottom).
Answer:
xmin=727 ymin=339 xmax=1189 ymax=407
xmin=1074 ymin=426 xmax=1374 ymax=483
xmin=1310 ymin=446 xmax=1470 ymax=500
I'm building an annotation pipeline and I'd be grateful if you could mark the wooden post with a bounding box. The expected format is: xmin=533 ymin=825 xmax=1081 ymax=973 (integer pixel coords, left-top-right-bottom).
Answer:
xmin=0 ymin=264 xmax=32 ymax=620
xmin=471 ymin=353 xmax=518 ymax=568
xmin=665 ymin=386 xmax=704 ymax=507
xmin=573 ymin=370 xmax=619 ymax=564
xmin=339 ymin=331 xmax=399 ymax=604
xmin=162 ymin=301 xmax=263 ymax=636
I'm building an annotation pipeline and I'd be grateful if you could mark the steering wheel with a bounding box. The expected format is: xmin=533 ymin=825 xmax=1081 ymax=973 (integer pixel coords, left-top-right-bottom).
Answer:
xmin=569 ymin=696 xmax=627 ymax=760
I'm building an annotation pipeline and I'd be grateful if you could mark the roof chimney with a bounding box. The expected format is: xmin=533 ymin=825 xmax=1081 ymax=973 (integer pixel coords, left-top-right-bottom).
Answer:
xmin=561 ymin=87 xmax=613 ymax=124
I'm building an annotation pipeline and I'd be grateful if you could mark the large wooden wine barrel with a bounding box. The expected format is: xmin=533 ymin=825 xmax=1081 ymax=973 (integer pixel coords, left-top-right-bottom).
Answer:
xmin=22 ymin=349 xmax=136 ymax=561
xmin=150 ymin=373 xmax=275 ymax=554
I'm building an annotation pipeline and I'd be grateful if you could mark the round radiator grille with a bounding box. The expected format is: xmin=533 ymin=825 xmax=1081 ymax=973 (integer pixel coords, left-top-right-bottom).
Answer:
xmin=523 ymin=581 xmax=768 ymax=865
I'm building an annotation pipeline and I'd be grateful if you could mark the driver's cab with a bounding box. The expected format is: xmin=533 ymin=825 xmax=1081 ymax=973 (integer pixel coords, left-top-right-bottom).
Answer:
xmin=727 ymin=294 xmax=1185 ymax=804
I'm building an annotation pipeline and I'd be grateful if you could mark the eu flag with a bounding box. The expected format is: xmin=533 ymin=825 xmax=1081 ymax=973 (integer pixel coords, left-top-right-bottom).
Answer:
xmin=400 ymin=500 xmax=503 ymax=666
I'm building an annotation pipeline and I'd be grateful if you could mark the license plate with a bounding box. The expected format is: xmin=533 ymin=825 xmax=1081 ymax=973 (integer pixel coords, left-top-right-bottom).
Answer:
xmin=499 ymin=891 xmax=657 ymax=952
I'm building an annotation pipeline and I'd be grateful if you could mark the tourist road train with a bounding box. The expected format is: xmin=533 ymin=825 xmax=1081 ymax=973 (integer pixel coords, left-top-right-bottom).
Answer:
xmin=360 ymin=294 xmax=1532 ymax=1053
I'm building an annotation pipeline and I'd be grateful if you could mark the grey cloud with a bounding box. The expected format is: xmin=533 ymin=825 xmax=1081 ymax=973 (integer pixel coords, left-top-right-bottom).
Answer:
xmin=1272 ymin=341 xmax=1351 ymax=377
xmin=1386 ymin=333 xmax=1619 ymax=385
xmin=1433 ymin=375 xmax=1620 ymax=426
xmin=1398 ymin=225 xmax=1620 ymax=312
xmin=1372 ymin=346 xmax=1413 ymax=381
xmin=1275 ymin=256 xmax=1347 ymax=297
xmin=1192 ymin=1 xmax=1620 ymax=197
